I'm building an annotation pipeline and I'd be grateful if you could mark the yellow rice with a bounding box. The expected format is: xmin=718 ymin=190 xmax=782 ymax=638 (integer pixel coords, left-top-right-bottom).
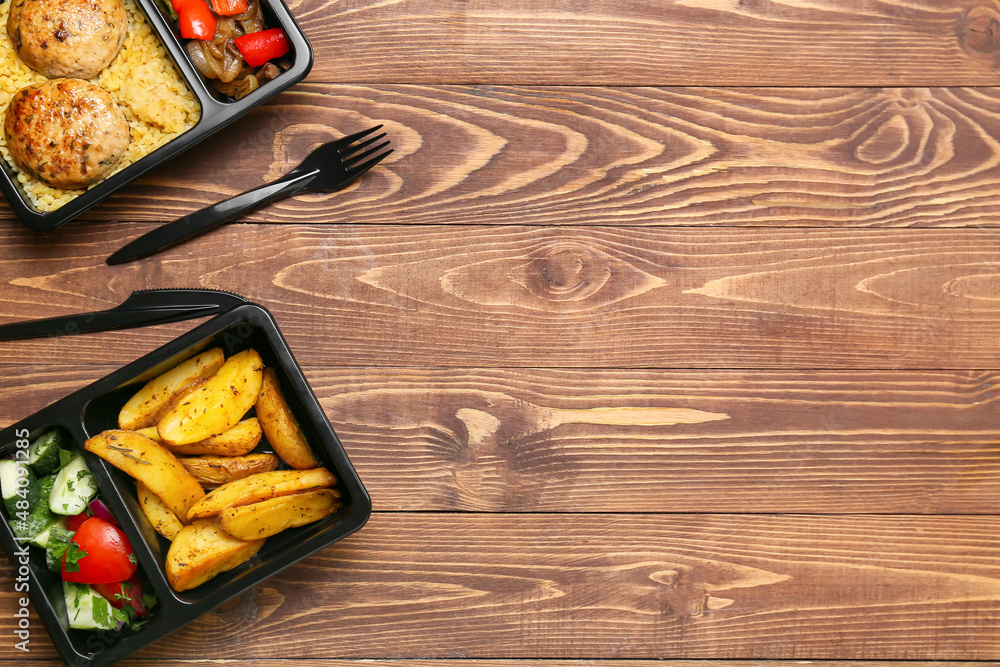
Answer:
xmin=0 ymin=0 xmax=201 ymax=212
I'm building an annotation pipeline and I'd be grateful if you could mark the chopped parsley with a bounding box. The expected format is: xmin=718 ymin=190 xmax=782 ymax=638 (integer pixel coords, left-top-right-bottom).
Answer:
xmin=62 ymin=542 xmax=88 ymax=572
xmin=114 ymin=582 xmax=133 ymax=604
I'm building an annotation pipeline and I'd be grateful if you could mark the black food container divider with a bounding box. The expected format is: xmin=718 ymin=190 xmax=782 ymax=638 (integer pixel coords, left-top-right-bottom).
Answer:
xmin=0 ymin=302 xmax=371 ymax=665
xmin=0 ymin=0 xmax=313 ymax=231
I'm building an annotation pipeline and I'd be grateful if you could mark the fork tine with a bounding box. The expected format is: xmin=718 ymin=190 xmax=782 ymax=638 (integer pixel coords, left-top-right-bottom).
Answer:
xmin=339 ymin=132 xmax=387 ymax=159
xmin=343 ymin=141 xmax=392 ymax=169
xmin=342 ymin=148 xmax=393 ymax=181
xmin=332 ymin=124 xmax=384 ymax=148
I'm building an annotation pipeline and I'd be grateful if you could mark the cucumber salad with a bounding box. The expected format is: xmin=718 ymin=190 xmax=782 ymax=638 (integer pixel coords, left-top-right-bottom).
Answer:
xmin=1 ymin=428 xmax=157 ymax=631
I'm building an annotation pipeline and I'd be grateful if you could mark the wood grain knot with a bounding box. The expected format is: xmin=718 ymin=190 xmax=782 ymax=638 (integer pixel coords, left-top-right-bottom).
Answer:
xmin=854 ymin=114 xmax=910 ymax=165
xmin=943 ymin=270 xmax=1000 ymax=303
xmin=267 ymin=123 xmax=342 ymax=181
xmin=959 ymin=6 xmax=1000 ymax=54
xmin=650 ymin=568 xmax=709 ymax=619
xmin=859 ymin=264 xmax=1000 ymax=310
xmin=198 ymin=586 xmax=285 ymax=633
xmin=844 ymin=89 xmax=935 ymax=169
xmin=527 ymin=242 xmax=609 ymax=302
xmin=505 ymin=240 xmax=665 ymax=312
xmin=437 ymin=239 xmax=666 ymax=313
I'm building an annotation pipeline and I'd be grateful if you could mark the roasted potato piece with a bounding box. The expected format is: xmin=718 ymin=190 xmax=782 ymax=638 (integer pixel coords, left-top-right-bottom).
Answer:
xmin=118 ymin=348 xmax=224 ymax=430
xmin=136 ymin=418 xmax=262 ymax=456
xmin=168 ymin=418 xmax=263 ymax=456
xmin=256 ymin=368 xmax=320 ymax=469
xmin=137 ymin=480 xmax=184 ymax=540
xmin=157 ymin=349 xmax=264 ymax=446
xmin=85 ymin=430 xmax=205 ymax=520
xmin=166 ymin=517 xmax=264 ymax=592
xmin=153 ymin=376 xmax=210 ymax=425
xmin=186 ymin=468 xmax=337 ymax=521
xmin=136 ymin=426 xmax=160 ymax=441
xmin=179 ymin=453 xmax=280 ymax=488
xmin=219 ymin=488 xmax=342 ymax=540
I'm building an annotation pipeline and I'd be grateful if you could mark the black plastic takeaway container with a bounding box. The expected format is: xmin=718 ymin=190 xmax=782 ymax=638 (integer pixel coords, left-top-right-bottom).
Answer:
xmin=0 ymin=296 xmax=370 ymax=665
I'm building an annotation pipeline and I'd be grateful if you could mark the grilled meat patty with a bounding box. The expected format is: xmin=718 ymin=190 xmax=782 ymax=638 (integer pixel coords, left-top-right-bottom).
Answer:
xmin=7 ymin=0 xmax=127 ymax=79
xmin=4 ymin=79 xmax=130 ymax=189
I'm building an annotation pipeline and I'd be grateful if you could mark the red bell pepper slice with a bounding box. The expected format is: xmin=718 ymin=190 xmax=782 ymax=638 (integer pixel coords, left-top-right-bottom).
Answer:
xmin=171 ymin=0 xmax=217 ymax=41
xmin=209 ymin=0 xmax=247 ymax=15
xmin=234 ymin=28 xmax=290 ymax=67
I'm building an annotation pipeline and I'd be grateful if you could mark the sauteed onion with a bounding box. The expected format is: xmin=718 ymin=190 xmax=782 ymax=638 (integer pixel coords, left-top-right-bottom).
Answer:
xmin=181 ymin=0 xmax=282 ymax=99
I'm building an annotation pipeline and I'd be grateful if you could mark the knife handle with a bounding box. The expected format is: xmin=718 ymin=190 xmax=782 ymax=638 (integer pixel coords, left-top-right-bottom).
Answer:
xmin=0 ymin=309 xmax=201 ymax=341
xmin=107 ymin=169 xmax=318 ymax=264
xmin=0 ymin=289 xmax=249 ymax=341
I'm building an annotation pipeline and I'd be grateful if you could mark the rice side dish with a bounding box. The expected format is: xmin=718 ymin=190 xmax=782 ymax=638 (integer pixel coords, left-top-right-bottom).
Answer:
xmin=0 ymin=0 xmax=201 ymax=212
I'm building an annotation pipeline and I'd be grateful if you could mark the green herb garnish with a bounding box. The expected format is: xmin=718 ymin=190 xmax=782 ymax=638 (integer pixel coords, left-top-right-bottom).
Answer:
xmin=106 ymin=445 xmax=152 ymax=465
xmin=62 ymin=542 xmax=88 ymax=572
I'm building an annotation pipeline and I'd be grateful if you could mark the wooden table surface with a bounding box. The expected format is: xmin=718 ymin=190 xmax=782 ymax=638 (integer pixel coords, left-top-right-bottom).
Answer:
xmin=2 ymin=0 xmax=1000 ymax=664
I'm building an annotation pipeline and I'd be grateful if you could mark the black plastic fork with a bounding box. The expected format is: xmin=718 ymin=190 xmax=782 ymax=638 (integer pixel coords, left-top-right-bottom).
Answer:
xmin=106 ymin=126 xmax=393 ymax=265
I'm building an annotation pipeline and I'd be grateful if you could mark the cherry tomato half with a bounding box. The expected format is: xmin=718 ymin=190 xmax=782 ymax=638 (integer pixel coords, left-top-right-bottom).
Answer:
xmin=62 ymin=517 xmax=137 ymax=584
xmin=93 ymin=574 xmax=152 ymax=617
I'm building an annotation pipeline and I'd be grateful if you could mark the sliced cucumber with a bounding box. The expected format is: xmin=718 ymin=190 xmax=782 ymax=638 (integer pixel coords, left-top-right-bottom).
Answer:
xmin=21 ymin=473 xmax=67 ymax=546
xmin=28 ymin=430 xmax=68 ymax=476
xmin=63 ymin=581 xmax=126 ymax=630
xmin=48 ymin=453 xmax=98 ymax=516
xmin=58 ymin=448 xmax=75 ymax=470
xmin=38 ymin=471 xmax=57 ymax=498
xmin=0 ymin=459 xmax=40 ymax=522
xmin=29 ymin=516 xmax=68 ymax=549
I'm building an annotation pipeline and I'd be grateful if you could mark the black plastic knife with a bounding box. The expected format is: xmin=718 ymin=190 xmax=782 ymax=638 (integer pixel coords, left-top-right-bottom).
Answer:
xmin=0 ymin=288 xmax=249 ymax=341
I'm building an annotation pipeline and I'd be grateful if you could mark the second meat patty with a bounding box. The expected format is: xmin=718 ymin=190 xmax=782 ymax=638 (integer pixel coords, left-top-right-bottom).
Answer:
xmin=4 ymin=79 xmax=130 ymax=190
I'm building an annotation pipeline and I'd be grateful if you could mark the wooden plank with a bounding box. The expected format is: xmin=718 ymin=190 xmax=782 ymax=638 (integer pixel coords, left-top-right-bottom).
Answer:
xmin=104 ymin=662 xmax=999 ymax=667
xmin=107 ymin=659 xmax=1000 ymax=667
xmin=7 ymin=86 xmax=1000 ymax=227
xmin=3 ymin=226 xmax=1000 ymax=369
xmin=0 ymin=660 xmax=985 ymax=666
xmin=5 ymin=366 xmax=998 ymax=515
xmin=311 ymin=367 xmax=1000 ymax=514
xmin=2 ymin=514 xmax=997 ymax=661
xmin=284 ymin=0 xmax=1000 ymax=87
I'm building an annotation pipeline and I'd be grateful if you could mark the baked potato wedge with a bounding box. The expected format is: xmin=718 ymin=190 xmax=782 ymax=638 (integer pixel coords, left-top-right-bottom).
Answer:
xmin=256 ymin=368 xmax=320 ymax=469
xmin=219 ymin=488 xmax=342 ymax=540
xmin=135 ymin=426 xmax=160 ymax=441
xmin=84 ymin=430 xmax=205 ymax=520
xmin=153 ymin=376 xmax=210 ymax=425
xmin=118 ymin=348 xmax=224 ymax=430
xmin=166 ymin=517 xmax=264 ymax=592
xmin=137 ymin=480 xmax=184 ymax=540
xmin=136 ymin=418 xmax=262 ymax=456
xmin=157 ymin=349 xmax=264 ymax=446
xmin=179 ymin=453 xmax=280 ymax=488
xmin=186 ymin=468 xmax=337 ymax=521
